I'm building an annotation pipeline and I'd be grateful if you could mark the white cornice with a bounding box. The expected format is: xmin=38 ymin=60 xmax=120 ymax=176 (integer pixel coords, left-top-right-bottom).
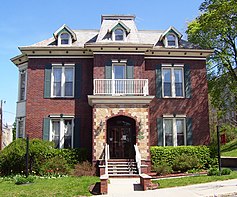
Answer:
xmin=145 ymin=56 xmax=207 ymax=60
xmin=88 ymin=95 xmax=155 ymax=106
xmin=28 ymin=56 xmax=93 ymax=59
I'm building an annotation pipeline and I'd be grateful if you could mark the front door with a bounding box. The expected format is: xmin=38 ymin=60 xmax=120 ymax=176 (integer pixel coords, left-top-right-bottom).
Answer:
xmin=107 ymin=116 xmax=136 ymax=159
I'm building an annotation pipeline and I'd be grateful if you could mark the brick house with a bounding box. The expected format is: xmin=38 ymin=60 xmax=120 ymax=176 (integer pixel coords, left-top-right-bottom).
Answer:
xmin=11 ymin=15 xmax=212 ymax=175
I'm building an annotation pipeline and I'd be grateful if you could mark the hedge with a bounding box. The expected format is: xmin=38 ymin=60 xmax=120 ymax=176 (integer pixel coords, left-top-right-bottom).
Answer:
xmin=0 ymin=138 xmax=87 ymax=176
xmin=150 ymin=146 xmax=215 ymax=170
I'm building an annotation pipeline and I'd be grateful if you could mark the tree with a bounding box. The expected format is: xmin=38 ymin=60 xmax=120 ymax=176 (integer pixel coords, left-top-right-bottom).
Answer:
xmin=187 ymin=0 xmax=237 ymax=125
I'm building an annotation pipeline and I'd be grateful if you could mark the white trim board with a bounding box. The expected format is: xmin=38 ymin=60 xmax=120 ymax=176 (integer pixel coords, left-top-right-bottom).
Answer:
xmin=145 ymin=56 xmax=206 ymax=60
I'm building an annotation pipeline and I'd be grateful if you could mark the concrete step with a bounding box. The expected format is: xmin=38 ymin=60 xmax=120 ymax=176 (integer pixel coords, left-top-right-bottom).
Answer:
xmin=108 ymin=174 xmax=139 ymax=177
xmin=107 ymin=159 xmax=138 ymax=177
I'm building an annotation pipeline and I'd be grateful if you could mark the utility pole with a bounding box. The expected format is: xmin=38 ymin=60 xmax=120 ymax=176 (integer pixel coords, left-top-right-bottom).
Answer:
xmin=0 ymin=100 xmax=2 ymax=150
xmin=0 ymin=100 xmax=6 ymax=150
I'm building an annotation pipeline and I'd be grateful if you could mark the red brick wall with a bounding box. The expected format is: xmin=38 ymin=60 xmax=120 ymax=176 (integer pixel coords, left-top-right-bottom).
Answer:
xmin=93 ymin=56 xmax=210 ymax=146
xmin=145 ymin=59 xmax=210 ymax=145
xmin=25 ymin=55 xmax=209 ymax=161
xmin=25 ymin=58 xmax=93 ymax=158
xmin=93 ymin=54 xmax=145 ymax=79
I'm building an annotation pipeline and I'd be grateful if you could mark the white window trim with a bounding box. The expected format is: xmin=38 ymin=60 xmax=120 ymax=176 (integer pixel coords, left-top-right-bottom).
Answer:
xmin=51 ymin=64 xmax=75 ymax=98
xmin=58 ymin=32 xmax=72 ymax=46
xmin=164 ymin=33 xmax=178 ymax=48
xmin=112 ymin=28 xmax=127 ymax=42
xmin=49 ymin=118 xmax=74 ymax=148
xmin=16 ymin=117 xmax=25 ymax=138
xmin=163 ymin=117 xmax=186 ymax=146
xmin=162 ymin=65 xmax=185 ymax=98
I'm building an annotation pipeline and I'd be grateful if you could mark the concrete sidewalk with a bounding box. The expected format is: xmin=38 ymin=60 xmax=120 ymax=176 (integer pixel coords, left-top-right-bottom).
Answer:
xmin=96 ymin=178 xmax=237 ymax=197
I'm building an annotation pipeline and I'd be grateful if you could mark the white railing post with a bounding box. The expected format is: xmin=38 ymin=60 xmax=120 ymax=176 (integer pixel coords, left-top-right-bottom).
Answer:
xmin=105 ymin=143 xmax=109 ymax=175
xmin=134 ymin=144 xmax=141 ymax=175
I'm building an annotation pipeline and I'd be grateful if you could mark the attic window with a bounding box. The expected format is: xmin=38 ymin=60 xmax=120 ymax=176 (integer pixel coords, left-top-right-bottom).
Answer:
xmin=60 ymin=33 xmax=70 ymax=45
xmin=114 ymin=29 xmax=124 ymax=41
xmin=166 ymin=34 xmax=177 ymax=47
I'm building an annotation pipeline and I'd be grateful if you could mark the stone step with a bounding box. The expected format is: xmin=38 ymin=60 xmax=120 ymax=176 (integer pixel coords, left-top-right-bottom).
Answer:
xmin=108 ymin=167 xmax=137 ymax=170
xmin=108 ymin=168 xmax=138 ymax=172
xmin=109 ymin=175 xmax=139 ymax=178
xmin=108 ymin=162 xmax=137 ymax=165
xmin=108 ymin=164 xmax=137 ymax=167
xmin=108 ymin=170 xmax=138 ymax=174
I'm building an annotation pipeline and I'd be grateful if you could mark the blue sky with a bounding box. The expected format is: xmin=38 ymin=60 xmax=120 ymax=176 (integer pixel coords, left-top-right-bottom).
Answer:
xmin=0 ymin=0 xmax=203 ymax=125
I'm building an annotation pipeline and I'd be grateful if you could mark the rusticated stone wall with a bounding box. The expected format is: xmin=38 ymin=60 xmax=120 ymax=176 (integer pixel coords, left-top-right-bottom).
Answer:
xmin=92 ymin=104 xmax=150 ymax=162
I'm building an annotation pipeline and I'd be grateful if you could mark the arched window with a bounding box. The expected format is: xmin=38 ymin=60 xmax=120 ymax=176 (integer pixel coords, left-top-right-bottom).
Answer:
xmin=114 ymin=29 xmax=124 ymax=41
xmin=60 ymin=33 xmax=70 ymax=45
xmin=167 ymin=34 xmax=176 ymax=47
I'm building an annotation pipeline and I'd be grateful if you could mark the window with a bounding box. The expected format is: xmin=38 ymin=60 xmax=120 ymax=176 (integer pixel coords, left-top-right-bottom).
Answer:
xmin=114 ymin=29 xmax=124 ymax=41
xmin=17 ymin=118 xmax=25 ymax=138
xmin=19 ymin=70 xmax=26 ymax=101
xmin=167 ymin=34 xmax=176 ymax=47
xmin=162 ymin=66 xmax=184 ymax=97
xmin=51 ymin=118 xmax=73 ymax=148
xmin=163 ymin=118 xmax=186 ymax=146
xmin=60 ymin=33 xmax=70 ymax=45
xmin=51 ymin=65 xmax=74 ymax=97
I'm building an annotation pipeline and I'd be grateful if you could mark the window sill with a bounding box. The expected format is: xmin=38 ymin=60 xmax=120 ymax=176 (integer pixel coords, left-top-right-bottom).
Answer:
xmin=17 ymin=100 xmax=26 ymax=103
xmin=162 ymin=96 xmax=185 ymax=99
xmin=50 ymin=96 xmax=74 ymax=99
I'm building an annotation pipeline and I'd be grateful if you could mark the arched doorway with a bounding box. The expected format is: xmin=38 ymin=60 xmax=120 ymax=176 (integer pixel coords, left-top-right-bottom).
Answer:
xmin=107 ymin=116 xmax=136 ymax=159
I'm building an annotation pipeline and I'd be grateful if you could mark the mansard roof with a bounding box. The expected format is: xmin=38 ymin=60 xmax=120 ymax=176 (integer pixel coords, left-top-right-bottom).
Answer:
xmin=19 ymin=15 xmax=201 ymax=49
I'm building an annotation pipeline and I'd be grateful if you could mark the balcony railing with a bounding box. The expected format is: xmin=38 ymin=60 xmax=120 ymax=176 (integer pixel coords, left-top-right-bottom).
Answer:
xmin=93 ymin=79 xmax=149 ymax=96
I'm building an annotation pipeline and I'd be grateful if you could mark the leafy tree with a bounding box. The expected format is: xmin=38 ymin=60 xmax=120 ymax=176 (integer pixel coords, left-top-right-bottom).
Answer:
xmin=186 ymin=0 xmax=237 ymax=125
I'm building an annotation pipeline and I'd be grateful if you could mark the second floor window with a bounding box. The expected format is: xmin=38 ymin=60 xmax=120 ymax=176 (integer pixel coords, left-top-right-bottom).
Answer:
xmin=162 ymin=67 xmax=184 ymax=97
xmin=19 ymin=71 xmax=26 ymax=101
xmin=52 ymin=65 xmax=74 ymax=97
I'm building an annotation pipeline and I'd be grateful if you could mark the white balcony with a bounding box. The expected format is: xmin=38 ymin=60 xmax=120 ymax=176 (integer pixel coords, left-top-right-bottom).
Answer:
xmin=93 ymin=79 xmax=149 ymax=96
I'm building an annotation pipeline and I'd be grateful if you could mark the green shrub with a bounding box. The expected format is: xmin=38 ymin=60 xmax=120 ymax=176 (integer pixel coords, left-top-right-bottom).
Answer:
xmin=72 ymin=161 xmax=96 ymax=176
xmin=0 ymin=138 xmax=87 ymax=176
xmin=207 ymin=168 xmax=220 ymax=176
xmin=150 ymin=146 xmax=213 ymax=170
xmin=152 ymin=163 xmax=173 ymax=175
xmin=221 ymin=168 xmax=232 ymax=175
xmin=172 ymin=154 xmax=199 ymax=172
xmin=14 ymin=175 xmax=35 ymax=185
xmin=53 ymin=148 xmax=87 ymax=167
xmin=39 ymin=156 xmax=70 ymax=176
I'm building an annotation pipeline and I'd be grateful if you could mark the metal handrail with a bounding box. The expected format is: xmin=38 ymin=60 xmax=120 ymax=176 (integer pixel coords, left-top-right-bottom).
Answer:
xmin=134 ymin=144 xmax=141 ymax=174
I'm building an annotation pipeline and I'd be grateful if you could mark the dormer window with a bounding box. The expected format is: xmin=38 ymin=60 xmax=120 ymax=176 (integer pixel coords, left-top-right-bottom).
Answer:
xmin=60 ymin=33 xmax=70 ymax=45
xmin=58 ymin=32 xmax=71 ymax=46
xmin=114 ymin=29 xmax=124 ymax=41
xmin=165 ymin=33 xmax=178 ymax=48
xmin=160 ymin=27 xmax=182 ymax=48
xmin=167 ymin=34 xmax=176 ymax=46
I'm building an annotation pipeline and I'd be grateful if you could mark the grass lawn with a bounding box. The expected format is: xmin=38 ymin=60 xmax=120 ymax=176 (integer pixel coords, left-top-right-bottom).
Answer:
xmin=153 ymin=171 xmax=237 ymax=189
xmin=0 ymin=176 xmax=99 ymax=197
xmin=221 ymin=139 xmax=237 ymax=157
